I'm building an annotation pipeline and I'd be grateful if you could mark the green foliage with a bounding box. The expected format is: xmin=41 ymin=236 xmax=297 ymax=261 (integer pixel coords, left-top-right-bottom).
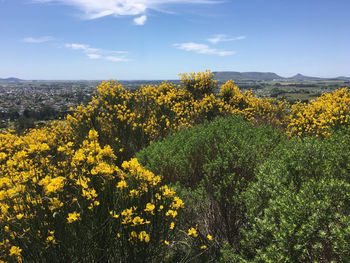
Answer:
xmin=137 ymin=115 xmax=286 ymax=255
xmin=237 ymin=128 xmax=350 ymax=262
xmin=3 ymin=71 xmax=350 ymax=262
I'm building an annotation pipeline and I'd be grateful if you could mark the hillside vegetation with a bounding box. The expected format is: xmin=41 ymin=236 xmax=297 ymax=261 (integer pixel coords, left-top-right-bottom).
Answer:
xmin=1 ymin=71 xmax=350 ymax=262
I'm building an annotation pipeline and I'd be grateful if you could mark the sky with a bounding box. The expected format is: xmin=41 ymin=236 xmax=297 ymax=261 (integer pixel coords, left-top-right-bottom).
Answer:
xmin=0 ymin=0 xmax=349 ymax=80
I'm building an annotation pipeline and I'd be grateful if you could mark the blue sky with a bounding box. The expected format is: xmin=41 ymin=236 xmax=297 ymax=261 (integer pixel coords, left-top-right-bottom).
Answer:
xmin=0 ymin=0 xmax=349 ymax=80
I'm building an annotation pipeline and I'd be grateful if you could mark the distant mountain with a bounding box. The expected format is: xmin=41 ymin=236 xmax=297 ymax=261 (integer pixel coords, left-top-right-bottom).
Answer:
xmin=334 ymin=76 xmax=350 ymax=81
xmin=288 ymin=74 xmax=350 ymax=81
xmin=0 ymin=77 xmax=23 ymax=82
xmin=213 ymin=71 xmax=350 ymax=82
xmin=213 ymin=71 xmax=283 ymax=81
xmin=288 ymin=73 xmax=321 ymax=81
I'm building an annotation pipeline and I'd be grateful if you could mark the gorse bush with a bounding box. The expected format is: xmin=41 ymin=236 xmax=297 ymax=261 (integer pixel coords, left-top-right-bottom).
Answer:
xmin=67 ymin=80 xmax=194 ymax=162
xmin=179 ymin=70 xmax=217 ymax=99
xmin=236 ymin=128 xmax=350 ymax=262
xmin=67 ymin=70 xmax=228 ymax=163
xmin=137 ymin=115 xmax=286 ymax=257
xmin=0 ymin=125 xmax=187 ymax=262
xmin=287 ymin=88 xmax=350 ymax=137
xmin=219 ymin=80 xmax=289 ymax=128
xmin=67 ymin=70 xmax=290 ymax=163
xmin=1 ymin=70 xmax=350 ymax=262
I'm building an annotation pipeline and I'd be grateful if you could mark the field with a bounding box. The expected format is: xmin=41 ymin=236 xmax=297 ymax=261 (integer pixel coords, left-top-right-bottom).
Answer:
xmin=218 ymin=79 xmax=350 ymax=103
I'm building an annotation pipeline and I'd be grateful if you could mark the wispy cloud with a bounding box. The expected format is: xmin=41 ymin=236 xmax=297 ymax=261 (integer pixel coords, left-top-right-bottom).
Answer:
xmin=207 ymin=34 xmax=246 ymax=44
xmin=174 ymin=42 xmax=235 ymax=56
xmin=65 ymin=42 xmax=129 ymax=62
xmin=65 ymin=43 xmax=100 ymax=53
xmin=87 ymin=54 xmax=101 ymax=59
xmin=134 ymin=15 xmax=147 ymax=26
xmin=104 ymin=56 xmax=129 ymax=62
xmin=33 ymin=0 xmax=219 ymax=25
xmin=23 ymin=36 xmax=54 ymax=43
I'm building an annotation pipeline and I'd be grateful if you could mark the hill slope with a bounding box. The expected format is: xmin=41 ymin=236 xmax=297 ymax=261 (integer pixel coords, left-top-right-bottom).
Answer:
xmin=0 ymin=77 xmax=22 ymax=82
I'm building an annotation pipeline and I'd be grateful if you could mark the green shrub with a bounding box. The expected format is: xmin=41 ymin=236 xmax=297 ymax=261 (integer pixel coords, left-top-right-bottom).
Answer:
xmin=237 ymin=128 xmax=350 ymax=262
xmin=136 ymin=115 xmax=286 ymax=256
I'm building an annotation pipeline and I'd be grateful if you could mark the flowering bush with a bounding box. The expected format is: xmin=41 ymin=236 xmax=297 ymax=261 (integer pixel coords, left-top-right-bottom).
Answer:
xmin=0 ymin=125 xmax=185 ymax=262
xmin=219 ymin=80 xmax=289 ymax=128
xmin=287 ymin=88 xmax=350 ymax=137
xmin=1 ymin=71 xmax=349 ymax=262
xmin=66 ymin=71 xmax=289 ymax=165
xmin=67 ymin=80 xmax=202 ymax=162
xmin=179 ymin=70 xmax=217 ymax=99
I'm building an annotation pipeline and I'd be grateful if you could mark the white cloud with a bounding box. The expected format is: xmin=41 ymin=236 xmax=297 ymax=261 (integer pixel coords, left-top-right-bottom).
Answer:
xmin=34 ymin=0 xmax=218 ymax=24
xmin=65 ymin=43 xmax=100 ymax=53
xmin=87 ymin=54 xmax=101 ymax=59
xmin=105 ymin=56 xmax=129 ymax=62
xmin=23 ymin=36 xmax=54 ymax=43
xmin=65 ymin=42 xmax=129 ymax=62
xmin=134 ymin=15 xmax=147 ymax=26
xmin=207 ymin=34 xmax=246 ymax=44
xmin=174 ymin=42 xmax=235 ymax=56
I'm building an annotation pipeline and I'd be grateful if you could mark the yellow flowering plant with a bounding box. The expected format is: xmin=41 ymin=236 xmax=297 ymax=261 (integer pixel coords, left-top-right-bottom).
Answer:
xmin=287 ymin=88 xmax=350 ymax=137
xmin=0 ymin=71 xmax=229 ymax=262
xmin=109 ymin=158 xmax=186 ymax=261
xmin=2 ymin=70 xmax=349 ymax=262
xmin=0 ymin=124 xmax=185 ymax=262
xmin=219 ymin=80 xmax=289 ymax=128
xmin=179 ymin=70 xmax=217 ymax=99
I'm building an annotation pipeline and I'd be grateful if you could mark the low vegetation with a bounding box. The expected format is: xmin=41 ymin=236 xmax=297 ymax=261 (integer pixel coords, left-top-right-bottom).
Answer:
xmin=1 ymin=71 xmax=349 ymax=262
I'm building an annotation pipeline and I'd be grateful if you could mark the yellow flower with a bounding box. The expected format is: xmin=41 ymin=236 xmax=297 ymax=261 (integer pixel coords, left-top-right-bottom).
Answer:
xmin=171 ymin=196 xmax=184 ymax=210
xmin=9 ymin=246 xmax=22 ymax=256
xmin=144 ymin=203 xmax=155 ymax=214
xmin=110 ymin=211 xmax=120 ymax=219
xmin=138 ymin=231 xmax=150 ymax=242
xmin=201 ymin=245 xmax=207 ymax=249
xmin=132 ymin=216 xmax=144 ymax=226
xmin=67 ymin=212 xmax=80 ymax=223
xmin=188 ymin=227 xmax=198 ymax=237
xmin=117 ymin=180 xmax=127 ymax=189
xmin=164 ymin=240 xmax=169 ymax=246
xmin=170 ymin=222 xmax=175 ymax=230
xmin=162 ymin=185 xmax=175 ymax=197
xmin=16 ymin=213 xmax=24 ymax=220
xmin=165 ymin=209 xmax=177 ymax=218
xmin=207 ymin=234 xmax=213 ymax=241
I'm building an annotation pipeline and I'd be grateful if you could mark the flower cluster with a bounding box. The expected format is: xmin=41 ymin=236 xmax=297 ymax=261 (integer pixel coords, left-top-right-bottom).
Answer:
xmin=67 ymin=70 xmax=289 ymax=165
xmin=110 ymin=159 xmax=184 ymax=257
xmin=287 ymin=88 xmax=350 ymax=137
xmin=179 ymin=70 xmax=217 ymax=99
xmin=0 ymin=124 xmax=184 ymax=262
xmin=219 ymin=80 xmax=289 ymax=127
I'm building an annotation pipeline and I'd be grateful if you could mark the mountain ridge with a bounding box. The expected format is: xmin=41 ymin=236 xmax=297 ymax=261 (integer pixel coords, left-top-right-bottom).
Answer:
xmin=0 ymin=77 xmax=23 ymax=82
xmin=213 ymin=71 xmax=350 ymax=81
